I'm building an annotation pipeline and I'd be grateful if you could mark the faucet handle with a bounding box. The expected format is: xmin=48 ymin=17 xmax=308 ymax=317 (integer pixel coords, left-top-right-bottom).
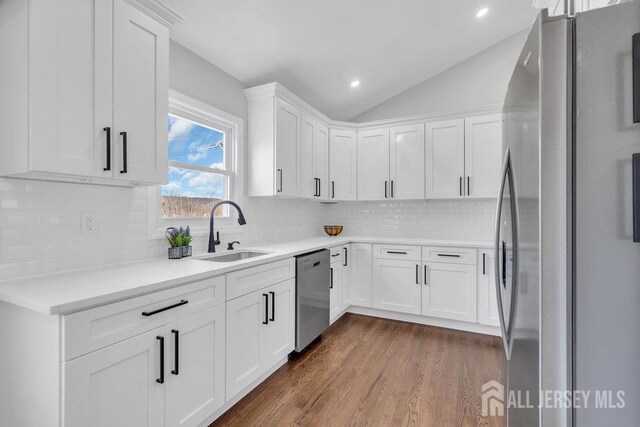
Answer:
xmin=214 ymin=231 xmax=221 ymax=245
xmin=227 ymin=241 xmax=240 ymax=250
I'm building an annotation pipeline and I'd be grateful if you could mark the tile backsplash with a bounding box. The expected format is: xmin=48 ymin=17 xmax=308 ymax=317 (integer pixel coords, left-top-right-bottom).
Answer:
xmin=0 ymin=177 xmax=494 ymax=281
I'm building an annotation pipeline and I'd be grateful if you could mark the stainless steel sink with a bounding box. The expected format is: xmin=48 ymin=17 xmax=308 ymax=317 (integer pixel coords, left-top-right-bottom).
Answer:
xmin=198 ymin=251 xmax=270 ymax=263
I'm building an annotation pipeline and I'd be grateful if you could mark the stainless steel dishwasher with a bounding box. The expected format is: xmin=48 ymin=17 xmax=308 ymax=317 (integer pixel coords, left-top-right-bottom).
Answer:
xmin=294 ymin=249 xmax=330 ymax=352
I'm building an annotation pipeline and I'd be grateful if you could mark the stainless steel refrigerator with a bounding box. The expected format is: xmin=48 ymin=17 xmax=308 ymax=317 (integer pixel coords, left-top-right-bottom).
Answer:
xmin=497 ymin=1 xmax=640 ymax=425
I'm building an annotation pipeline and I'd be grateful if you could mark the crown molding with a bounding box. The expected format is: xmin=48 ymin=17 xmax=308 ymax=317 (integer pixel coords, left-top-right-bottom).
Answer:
xmin=245 ymin=82 xmax=503 ymax=130
xmin=126 ymin=0 xmax=184 ymax=28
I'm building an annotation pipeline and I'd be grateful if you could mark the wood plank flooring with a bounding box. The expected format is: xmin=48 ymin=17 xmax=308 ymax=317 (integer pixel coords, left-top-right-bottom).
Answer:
xmin=212 ymin=313 xmax=504 ymax=427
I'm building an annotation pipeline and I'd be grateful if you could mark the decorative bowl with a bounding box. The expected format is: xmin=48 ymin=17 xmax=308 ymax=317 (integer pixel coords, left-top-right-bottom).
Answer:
xmin=323 ymin=225 xmax=344 ymax=236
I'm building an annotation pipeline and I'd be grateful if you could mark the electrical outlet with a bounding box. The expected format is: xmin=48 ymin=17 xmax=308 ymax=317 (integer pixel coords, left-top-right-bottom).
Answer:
xmin=81 ymin=212 xmax=98 ymax=237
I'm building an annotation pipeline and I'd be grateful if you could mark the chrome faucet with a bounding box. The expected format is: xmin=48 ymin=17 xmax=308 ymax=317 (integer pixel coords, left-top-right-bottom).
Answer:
xmin=208 ymin=200 xmax=247 ymax=253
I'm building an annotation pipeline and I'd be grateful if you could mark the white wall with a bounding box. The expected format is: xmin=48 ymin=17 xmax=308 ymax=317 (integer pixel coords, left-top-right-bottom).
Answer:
xmin=351 ymin=30 xmax=529 ymax=122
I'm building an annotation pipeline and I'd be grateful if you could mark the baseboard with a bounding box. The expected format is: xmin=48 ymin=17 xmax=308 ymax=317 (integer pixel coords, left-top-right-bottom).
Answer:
xmin=346 ymin=306 xmax=501 ymax=337
xmin=198 ymin=356 xmax=289 ymax=426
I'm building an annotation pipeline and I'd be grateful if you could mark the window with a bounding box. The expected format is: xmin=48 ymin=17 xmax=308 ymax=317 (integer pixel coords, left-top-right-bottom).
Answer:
xmin=148 ymin=90 xmax=243 ymax=239
xmin=162 ymin=115 xmax=230 ymax=218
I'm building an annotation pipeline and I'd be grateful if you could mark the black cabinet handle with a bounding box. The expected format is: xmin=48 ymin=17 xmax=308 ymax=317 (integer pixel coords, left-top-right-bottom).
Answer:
xmin=277 ymin=169 xmax=283 ymax=192
xmin=385 ymin=181 xmax=388 ymax=198
xmin=424 ymin=265 xmax=428 ymax=285
xmin=332 ymin=253 xmax=341 ymax=258
xmin=332 ymin=181 xmax=335 ymax=199
xmin=103 ymin=127 xmax=111 ymax=171
xmin=459 ymin=177 xmax=462 ymax=196
xmin=415 ymin=264 xmax=419 ymax=284
xmin=263 ymin=294 xmax=269 ymax=324
xmin=171 ymin=329 xmax=179 ymax=375
xmin=318 ymin=178 xmax=321 ymax=197
xmin=120 ymin=131 xmax=128 ymax=174
xmin=269 ymin=291 xmax=275 ymax=321
xmin=386 ymin=250 xmax=407 ymax=255
xmin=391 ymin=180 xmax=394 ymax=198
xmin=142 ymin=300 xmax=188 ymax=317
xmin=482 ymin=253 xmax=486 ymax=275
xmin=330 ymin=267 xmax=334 ymax=289
xmin=156 ymin=336 xmax=164 ymax=384
xmin=314 ymin=178 xmax=319 ymax=197
xmin=437 ymin=253 xmax=460 ymax=258
xmin=634 ymin=154 xmax=640 ymax=242
xmin=467 ymin=177 xmax=470 ymax=196
xmin=633 ymin=33 xmax=640 ymax=123
xmin=343 ymin=247 xmax=348 ymax=267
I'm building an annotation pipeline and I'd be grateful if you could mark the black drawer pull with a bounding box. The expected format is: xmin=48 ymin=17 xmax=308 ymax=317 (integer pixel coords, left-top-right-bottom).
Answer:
xmin=142 ymin=300 xmax=188 ymax=317
xmin=332 ymin=253 xmax=341 ymax=257
xmin=437 ymin=254 xmax=460 ymax=258
xmin=156 ymin=336 xmax=164 ymax=384
xmin=343 ymin=247 xmax=348 ymax=267
xmin=386 ymin=251 xmax=407 ymax=255
xmin=171 ymin=329 xmax=179 ymax=375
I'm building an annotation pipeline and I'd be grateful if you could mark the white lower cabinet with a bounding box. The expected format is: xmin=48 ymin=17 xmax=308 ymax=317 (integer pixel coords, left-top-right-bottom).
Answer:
xmin=373 ymin=258 xmax=422 ymax=315
xmin=64 ymin=327 xmax=165 ymax=427
xmin=330 ymin=260 xmax=343 ymax=323
xmin=341 ymin=245 xmax=351 ymax=311
xmin=165 ymin=307 xmax=226 ymax=427
xmin=477 ymin=250 xmax=500 ymax=327
xmin=226 ymin=278 xmax=294 ymax=398
xmin=422 ymin=262 xmax=477 ymax=323
xmin=350 ymin=243 xmax=373 ymax=307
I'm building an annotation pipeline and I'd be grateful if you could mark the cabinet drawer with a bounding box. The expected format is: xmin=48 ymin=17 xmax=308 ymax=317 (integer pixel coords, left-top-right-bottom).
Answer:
xmin=373 ymin=244 xmax=421 ymax=261
xmin=226 ymin=258 xmax=295 ymax=300
xmin=422 ymin=246 xmax=477 ymax=265
xmin=62 ymin=276 xmax=225 ymax=361
xmin=329 ymin=246 xmax=343 ymax=263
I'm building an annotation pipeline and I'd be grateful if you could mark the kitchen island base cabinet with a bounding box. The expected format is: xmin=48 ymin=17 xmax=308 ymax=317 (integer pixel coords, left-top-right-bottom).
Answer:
xmin=372 ymin=258 xmax=422 ymax=315
xmin=226 ymin=279 xmax=295 ymax=399
xmin=350 ymin=244 xmax=373 ymax=308
xmin=422 ymin=262 xmax=477 ymax=323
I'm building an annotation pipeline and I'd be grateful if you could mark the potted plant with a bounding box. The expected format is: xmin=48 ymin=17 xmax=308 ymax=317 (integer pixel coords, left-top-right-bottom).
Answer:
xmin=166 ymin=227 xmax=184 ymax=259
xmin=181 ymin=226 xmax=193 ymax=257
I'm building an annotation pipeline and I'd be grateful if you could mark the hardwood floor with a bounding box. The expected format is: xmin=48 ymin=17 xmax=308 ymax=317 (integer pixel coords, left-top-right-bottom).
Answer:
xmin=212 ymin=314 xmax=504 ymax=427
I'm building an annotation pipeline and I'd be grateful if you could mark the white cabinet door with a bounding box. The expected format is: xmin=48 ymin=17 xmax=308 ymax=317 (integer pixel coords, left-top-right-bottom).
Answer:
xmin=464 ymin=114 xmax=503 ymax=198
xmin=350 ymin=243 xmax=373 ymax=308
xmin=425 ymin=119 xmax=465 ymax=199
xmin=390 ymin=124 xmax=425 ymax=200
xmin=29 ymin=0 xmax=113 ymax=178
xmin=357 ymin=128 xmax=390 ymax=201
xmin=329 ymin=129 xmax=357 ymax=200
xmin=330 ymin=261 xmax=343 ymax=323
xmin=341 ymin=245 xmax=351 ymax=311
xmin=300 ymin=114 xmax=316 ymax=198
xmin=373 ymin=259 xmax=422 ymax=315
xmin=422 ymin=262 xmax=477 ymax=322
xmin=264 ymin=279 xmax=295 ymax=365
xmin=165 ymin=306 xmax=226 ymax=427
xmin=226 ymin=289 xmax=268 ymax=398
xmin=274 ymin=97 xmax=301 ymax=196
xmin=63 ymin=328 xmax=165 ymax=427
xmin=314 ymin=122 xmax=330 ymax=200
xmin=113 ymin=0 xmax=168 ymax=184
xmin=477 ymin=250 xmax=500 ymax=327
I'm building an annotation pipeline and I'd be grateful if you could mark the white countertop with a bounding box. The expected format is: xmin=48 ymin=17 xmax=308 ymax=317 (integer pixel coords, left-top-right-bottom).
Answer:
xmin=0 ymin=236 xmax=492 ymax=315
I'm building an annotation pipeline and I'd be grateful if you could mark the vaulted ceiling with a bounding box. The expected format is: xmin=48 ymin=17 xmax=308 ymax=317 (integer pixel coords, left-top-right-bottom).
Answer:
xmin=165 ymin=0 xmax=538 ymax=120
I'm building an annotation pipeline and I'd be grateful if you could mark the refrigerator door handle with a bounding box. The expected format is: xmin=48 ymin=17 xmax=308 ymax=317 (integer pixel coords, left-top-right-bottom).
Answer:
xmin=494 ymin=147 xmax=512 ymax=360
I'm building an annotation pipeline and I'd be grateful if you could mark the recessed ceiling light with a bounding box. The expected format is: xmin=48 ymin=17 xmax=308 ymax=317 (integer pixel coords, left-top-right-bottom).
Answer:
xmin=350 ymin=80 xmax=360 ymax=88
xmin=476 ymin=7 xmax=489 ymax=18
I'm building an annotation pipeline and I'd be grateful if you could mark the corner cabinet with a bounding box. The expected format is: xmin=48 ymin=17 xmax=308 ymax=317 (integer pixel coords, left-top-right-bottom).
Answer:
xmin=329 ymin=129 xmax=358 ymax=200
xmin=301 ymin=114 xmax=330 ymax=200
xmin=0 ymin=0 xmax=181 ymax=186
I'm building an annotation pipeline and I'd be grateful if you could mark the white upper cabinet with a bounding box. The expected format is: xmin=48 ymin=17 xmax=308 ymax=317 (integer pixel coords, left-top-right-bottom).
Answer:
xmin=301 ymin=115 xmax=329 ymax=200
xmin=0 ymin=0 xmax=180 ymax=185
xmin=275 ymin=98 xmax=302 ymax=197
xmin=358 ymin=128 xmax=390 ymax=201
xmin=112 ymin=0 xmax=169 ymax=184
xmin=464 ymin=114 xmax=503 ymax=198
xmin=390 ymin=124 xmax=425 ymax=200
xmin=426 ymin=119 xmax=466 ymax=199
xmin=329 ymin=129 xmax=358 ymax=200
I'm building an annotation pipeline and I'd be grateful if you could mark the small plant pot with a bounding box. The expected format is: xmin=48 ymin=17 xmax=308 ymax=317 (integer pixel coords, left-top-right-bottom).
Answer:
xmin=168 ymin=247 xmax=182 ymax=259
xmin=181 ymin=245 xmax=192 ymax=257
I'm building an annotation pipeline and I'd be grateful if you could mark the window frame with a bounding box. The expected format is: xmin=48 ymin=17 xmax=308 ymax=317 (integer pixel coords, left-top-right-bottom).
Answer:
xmin=148 ymin=90 xmax=244 ymax=239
